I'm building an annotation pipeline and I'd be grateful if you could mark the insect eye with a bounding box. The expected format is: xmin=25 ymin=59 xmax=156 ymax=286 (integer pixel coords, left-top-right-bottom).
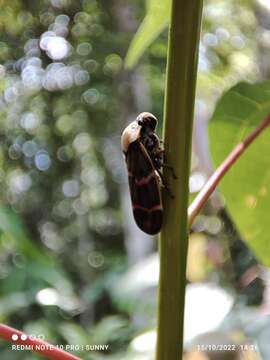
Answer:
xmin=149 ymin=118 xmax=157 ymax=130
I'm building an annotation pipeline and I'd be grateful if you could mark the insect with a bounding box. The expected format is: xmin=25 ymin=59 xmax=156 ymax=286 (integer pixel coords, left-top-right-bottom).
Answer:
xmin=121 ymin=112 xmax=164 ymax=235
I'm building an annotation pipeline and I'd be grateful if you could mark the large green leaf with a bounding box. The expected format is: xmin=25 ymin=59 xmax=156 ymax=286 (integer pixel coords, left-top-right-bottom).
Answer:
xmin=0 ymin=206 xmax=74 ymax=293
xmin=125 ymin=0 xmax=171 ymax=68
xmin=209 ymin=81 xmax=270 ymax=265
xmin=0 ymin=206 xmax=48 ymax=262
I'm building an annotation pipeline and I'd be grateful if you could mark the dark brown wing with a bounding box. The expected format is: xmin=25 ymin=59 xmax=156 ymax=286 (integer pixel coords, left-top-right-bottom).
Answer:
xmin=125 ymin=140 xmax=162 ymax=235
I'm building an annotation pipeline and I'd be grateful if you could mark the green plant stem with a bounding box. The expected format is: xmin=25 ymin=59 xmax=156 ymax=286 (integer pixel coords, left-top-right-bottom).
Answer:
xmin=156 ymin=1 xmax=203 ymax=359
xmin=188 ymin=114 xmax=270 ymax=227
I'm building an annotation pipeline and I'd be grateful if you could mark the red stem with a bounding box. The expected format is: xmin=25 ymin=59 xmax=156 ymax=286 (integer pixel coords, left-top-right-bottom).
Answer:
xmin=0 ymin=324 xmax=81 ymax=360
xmin=188 ymin=114 xmax=270 ymax=226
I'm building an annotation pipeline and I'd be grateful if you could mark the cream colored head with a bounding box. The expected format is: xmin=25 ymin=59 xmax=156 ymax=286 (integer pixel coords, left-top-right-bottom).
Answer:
xmin=121 ymin=120 xmax=141 ymax=153
xmin=121 ymin=112 xmax=158 ymax=153
xmin=136 ymin=112 xmax=157 ymax=131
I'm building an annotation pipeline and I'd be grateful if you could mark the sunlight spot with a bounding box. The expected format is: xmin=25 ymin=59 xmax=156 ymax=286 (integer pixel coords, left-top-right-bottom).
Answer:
xmin=36 ymin=288 xmax=59 ymax=306
xmin=189 ymin=172 xmax=207 ymax=193
xmin=35 ymin=151 xmax=51 ymax=171
xmin=258 ymin=0 xmax=270 ymax=11
xmin=245 ymin=195 xmax=257 ymax=209
xmin=62 ymin=180 xmax=80 ymax=198
xmin=131 ymin=331 xmax=156 ymax=353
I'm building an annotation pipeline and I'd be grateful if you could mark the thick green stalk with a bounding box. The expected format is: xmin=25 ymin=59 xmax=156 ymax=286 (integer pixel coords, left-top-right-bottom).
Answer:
xmin=156 ymin=1 xmax=203 ymax=359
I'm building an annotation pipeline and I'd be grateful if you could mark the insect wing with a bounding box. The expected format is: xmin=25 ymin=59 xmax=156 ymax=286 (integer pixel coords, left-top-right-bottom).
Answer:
xmin=125 ymin=140 xmax=162 ymax=235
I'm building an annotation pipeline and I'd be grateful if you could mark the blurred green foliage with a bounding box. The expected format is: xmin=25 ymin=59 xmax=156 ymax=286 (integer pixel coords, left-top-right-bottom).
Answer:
xmin=210 ymin=81 xmax=270 ymax=266
xmin=125 ymin=1 xmax=170 ymax=68
xmin=0 ymin=0 xmax=137 ymax=358
xmin=0 ymin=0 xmax=269 ymax=359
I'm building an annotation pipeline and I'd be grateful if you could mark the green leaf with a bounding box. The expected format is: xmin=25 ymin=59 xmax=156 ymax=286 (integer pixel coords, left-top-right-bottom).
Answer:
xmin=58 ymin=322 xmax=89 ymax=346
xmin=209 ymin=81 xmax=270 ymax=265
xmin=90 ymin=315 xmax=130 ymax=344
xmin=0 ymin=206 xmax=74 ymax=293
xmin=0 ymin=206 xmax=47 ymax=262
xmin=0 ymin=292 xmax=31 ymax=319
xmin=125 ymin=0 xmax=171 ymax=68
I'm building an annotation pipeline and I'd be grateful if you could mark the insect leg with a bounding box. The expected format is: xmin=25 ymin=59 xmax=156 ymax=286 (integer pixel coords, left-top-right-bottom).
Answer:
xmin=157 ymin=169 xmax=175 ymax=199
xmin=162 ymin=163 xmax=178 ymax=179
xmin=163 ymin=184 xmax=175 ymax=199
xmin=160 ymin=151 xmax=177 ymax=179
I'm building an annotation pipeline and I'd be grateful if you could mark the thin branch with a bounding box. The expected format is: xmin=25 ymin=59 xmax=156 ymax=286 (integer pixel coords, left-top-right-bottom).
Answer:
xmin=0 ymin=324 xmax=81 ymax=360
xmin=188 ymin=114 xmax=270 ymax=227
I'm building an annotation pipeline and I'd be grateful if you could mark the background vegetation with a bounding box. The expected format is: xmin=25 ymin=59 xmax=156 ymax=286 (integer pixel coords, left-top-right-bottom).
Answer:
xmin=0 ymin=0 xmax=270 ymax=359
